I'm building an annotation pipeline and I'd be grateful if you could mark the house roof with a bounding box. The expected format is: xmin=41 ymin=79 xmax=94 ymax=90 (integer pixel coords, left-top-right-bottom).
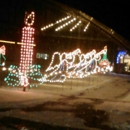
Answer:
xmin=38 ymin=0 xmax=130 ymax=52
xmin=0 ymin=0 xmax=130 ymax=53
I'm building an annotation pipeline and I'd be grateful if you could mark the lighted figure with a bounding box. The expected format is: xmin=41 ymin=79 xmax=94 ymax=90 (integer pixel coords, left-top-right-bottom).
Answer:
xmin=20 ymin=73 xmax=29 ymax=87
xmin=98 ymin=46 xmax=112 ymax=73
xmin=44 ymin=47 xmax=112 ymax=83
xmin=45 ymin=49 xmax=81 ymax=82
xmin=99 ymin=46 xmax=109 ymax=66
xmin=0 ymin=45 xmax=6 ymax=66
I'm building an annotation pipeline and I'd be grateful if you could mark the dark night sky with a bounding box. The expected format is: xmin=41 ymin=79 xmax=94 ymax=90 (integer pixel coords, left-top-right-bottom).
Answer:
xmin=0 ymin=0 xmax=129 ymax=42
xmin=54 ymin=0 xmax=130 ymax=42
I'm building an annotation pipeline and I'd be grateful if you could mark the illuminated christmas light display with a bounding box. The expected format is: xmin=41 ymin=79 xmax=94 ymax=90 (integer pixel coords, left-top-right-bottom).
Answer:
xmin=99 ymin=46 xmax=110 ymax=66
xmin=4 ymin=12 xmax=43 ymax=90
xmin=19 ymin=11 xmax=35 ymax=89
xmin=41 ymin=15 xmax=93 ymax=32
xmin=19 ymin=12 xmax=35 ymax=74
xmin=70 ymin=20 xmax=82 ymax=32
xmin=3 ymin=11 xmax=114 ymax=87
xmin=45 ymin=49 xmax=81 ymax=82
xmin=0 ymin=40 xmax=15 ymax=44
xmin=44 ymin=46 xmax=113 ymax=83
xmin=116 ymin=51 xmax=126 ymax=64
xmin=41 ymin=15 xmax=71 ymax=31
xmin=4 ymin=64 xmax=43 ymax=88
xmin=55 ymin=16 xmax=71 ymax=24
xmin=84 ymin=22 xmax=90 ymax=32
xmin=27 ymin=65 xmax=43 ymax=88
xmin=55 ymin=17 xmax=76 ymax=31
xmin=41 ymin=23 xmax=54 ymax=31
xmin=4 ymin=65 xmax=20 ymax=87
xmin=0 ymin=45 xmax=6 ymax=66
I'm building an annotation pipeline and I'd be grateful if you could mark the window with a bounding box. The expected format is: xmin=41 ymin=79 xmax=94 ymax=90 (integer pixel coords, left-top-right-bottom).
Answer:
xmin=36 ymin=53 xmax=49 ymax=60
xmin=36 ymin=53 xmax=40 ymax=59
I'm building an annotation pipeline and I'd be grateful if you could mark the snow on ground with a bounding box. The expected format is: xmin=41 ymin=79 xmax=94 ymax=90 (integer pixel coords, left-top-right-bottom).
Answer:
xmin=0 ymin=73 xmax=130 ymax=130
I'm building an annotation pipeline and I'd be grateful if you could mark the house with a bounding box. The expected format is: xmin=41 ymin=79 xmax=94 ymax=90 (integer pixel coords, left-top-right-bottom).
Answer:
xmin=0 ymin=0 xmax=130 ymax=74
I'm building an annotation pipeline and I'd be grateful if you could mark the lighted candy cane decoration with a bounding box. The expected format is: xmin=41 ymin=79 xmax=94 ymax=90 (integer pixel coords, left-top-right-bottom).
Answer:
xmin=0 ymin=45 xmax=6 ymax=66
xmin=19 ymin=12 xmax=35 ymax=88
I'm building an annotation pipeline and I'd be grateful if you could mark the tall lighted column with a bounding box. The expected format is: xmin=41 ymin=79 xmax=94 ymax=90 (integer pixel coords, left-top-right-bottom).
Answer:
xmin=19 ymin=12 xmax=35 ymax=88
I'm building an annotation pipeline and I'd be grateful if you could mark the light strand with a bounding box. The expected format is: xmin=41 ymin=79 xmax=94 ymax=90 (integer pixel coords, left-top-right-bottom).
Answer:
xmin=70 ymin=20 xmax=82 ymax=32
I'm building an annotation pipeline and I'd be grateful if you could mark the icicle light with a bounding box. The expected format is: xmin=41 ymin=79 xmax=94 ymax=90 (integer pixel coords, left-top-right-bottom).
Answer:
xmin=70 ymin=20 xmax=82 ymax=32
xmin=41 ymin=15 xmax=71 ymax=31
xmin=84 ymin=22 xmax=90 ymax=32
xmin=55 ymin=17 xmax=76 ymax=31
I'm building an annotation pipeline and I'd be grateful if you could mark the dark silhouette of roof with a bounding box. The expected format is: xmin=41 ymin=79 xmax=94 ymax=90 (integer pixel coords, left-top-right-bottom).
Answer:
xmin=0 ymin=0 xmax=130 ymax=53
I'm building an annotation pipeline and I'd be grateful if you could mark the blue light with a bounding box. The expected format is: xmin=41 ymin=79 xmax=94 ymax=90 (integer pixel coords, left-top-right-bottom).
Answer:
xmin=116 ymin=51 xmax=126 ymax=64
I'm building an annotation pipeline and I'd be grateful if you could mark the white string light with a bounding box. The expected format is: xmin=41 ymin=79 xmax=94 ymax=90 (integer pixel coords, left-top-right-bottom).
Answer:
xmin=41 ymin=15 xmax=71 ymax=31
xmin=41 ymin=23 xmax=54 ymax=31
xmin=84 ymin=22 xmax=90 ymax=32
xmin=70 ymin=20 xmax=82 ymax=32
xmin=44 ymin=47 xmax=113 ymax=83
xmin=55 ymin=17 xmax=76 ymax=31
xmin=25 ymin=12 xmax=35 ymax=26
xmin=55 ymin=15 xmax=71 ymax=24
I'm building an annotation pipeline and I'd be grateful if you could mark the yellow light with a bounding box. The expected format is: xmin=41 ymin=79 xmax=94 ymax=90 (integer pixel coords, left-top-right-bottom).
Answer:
xmin=84 ymin=22 xmax=90 ymax=32
xmin=17 ymin=42 xmax=36 ymax=46
xmin=0 ymin=40 xmax=15 ymax=44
